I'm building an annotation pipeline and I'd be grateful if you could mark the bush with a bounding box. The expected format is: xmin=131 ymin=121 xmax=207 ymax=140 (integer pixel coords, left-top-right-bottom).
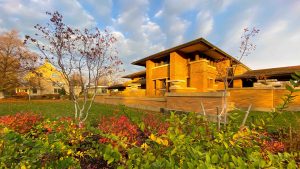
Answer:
xmin=0 ymin=113 xmax=42 ymax=133
xmin=12 ymin=92 xmax=29 ymax=99
xmin=41 ymin=94 xmax=60 ymax=100
xmin=0 ymin=112 xmax=299 ymax=168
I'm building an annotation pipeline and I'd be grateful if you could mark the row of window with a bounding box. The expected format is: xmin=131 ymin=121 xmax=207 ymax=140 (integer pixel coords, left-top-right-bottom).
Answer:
xmin=153 ymin=53 xmax=217 ymax=68
xmin=153 ymin=78 xmax=214 ymax=89
xmin=21 ymin=88 xmax=61 ymax=94
xmin=35 ymin=73 xmax=59 ymax=78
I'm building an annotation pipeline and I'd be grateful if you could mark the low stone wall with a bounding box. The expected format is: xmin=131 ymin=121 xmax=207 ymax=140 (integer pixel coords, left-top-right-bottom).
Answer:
xmin=228 ymin=88 xmax=300 ymax=111
xmin=94 ymin=96 xmax=166 ymax=112
xmin=94 ymin=92 xmax=224 ymax=114
xmin=165 ymin=92 xmax=223 ymax=114
xmin=95 ymin=88 xmax=300 ymax=113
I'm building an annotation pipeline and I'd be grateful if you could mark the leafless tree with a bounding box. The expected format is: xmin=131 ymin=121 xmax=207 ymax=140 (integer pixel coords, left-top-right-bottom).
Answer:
xmin=216 ymin=27 xmax=259 ymax=125
xmin=25 ymin=11 xmax=122 ymax=124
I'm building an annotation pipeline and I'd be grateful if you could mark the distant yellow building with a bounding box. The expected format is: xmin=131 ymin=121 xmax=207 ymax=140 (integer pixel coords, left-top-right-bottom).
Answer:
xmin=15 ymin=60 xmax=71 ymax=95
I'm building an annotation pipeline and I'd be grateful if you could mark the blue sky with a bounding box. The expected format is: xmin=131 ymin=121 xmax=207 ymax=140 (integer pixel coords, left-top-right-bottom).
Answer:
xmin=0 ymin=0 xmax=300 ymax=74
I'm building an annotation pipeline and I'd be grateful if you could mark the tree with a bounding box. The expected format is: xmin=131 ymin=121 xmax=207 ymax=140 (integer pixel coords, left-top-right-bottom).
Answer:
xmin=25 ymin=11 xmax=122 ymax=124
xmin=0 ymin=30 xmax=38 ymax=94
xmin=216 ymin=27 xmax=260 ymax=125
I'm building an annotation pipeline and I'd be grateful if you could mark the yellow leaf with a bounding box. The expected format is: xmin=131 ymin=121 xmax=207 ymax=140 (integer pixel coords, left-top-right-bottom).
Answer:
xmin=162 ymin=139 xmax=169 ymax=146
xmin=141 ymin=143 xmax=149 ymax=150
xmin=149 ymin=134 xmax=156 ymax=141
xmin=67 ymin=149 xmax=73 ymax=155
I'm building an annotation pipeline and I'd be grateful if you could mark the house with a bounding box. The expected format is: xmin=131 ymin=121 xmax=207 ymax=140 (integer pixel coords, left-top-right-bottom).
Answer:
xmin=15 ymin=60 xmax=70 ymax=96
xmin=117 ymin=38 xmax=249 ymax=96
xmin=101 ymin=37 xmax=300 ymax=112
xmin=113 ymin=38 xmax=300 ymax=97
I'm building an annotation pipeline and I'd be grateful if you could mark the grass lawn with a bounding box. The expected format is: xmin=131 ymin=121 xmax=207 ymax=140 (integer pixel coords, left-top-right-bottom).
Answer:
xmin=0 ymin=100 xmax=162 ymax=126
xmin=0 ymin=99 xmax=299 ymax=130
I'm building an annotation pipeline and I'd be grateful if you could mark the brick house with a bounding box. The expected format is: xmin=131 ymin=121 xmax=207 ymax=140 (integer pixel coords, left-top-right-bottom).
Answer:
xmin=112 ymin=38 xmax=300 ymax=97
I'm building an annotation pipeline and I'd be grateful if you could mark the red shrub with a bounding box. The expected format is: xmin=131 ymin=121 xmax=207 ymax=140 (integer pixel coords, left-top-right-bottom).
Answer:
xmin=142 ymin=114 xmax=169 ymax=136
xmin=0 ymin=113 xmax=43 ymax=133
xmin=16 ymin=92 xmax=28 ymax=97
xmin=98 ymin=115 xmax=139 ymax=144
xmin=262 ymin=140 xmax=285 ymax=153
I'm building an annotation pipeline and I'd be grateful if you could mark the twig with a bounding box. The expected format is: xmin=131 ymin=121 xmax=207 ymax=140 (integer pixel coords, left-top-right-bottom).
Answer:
xmin=241 ymin=104 xmax=252 ymax=127
xmin=200 ymin=102 xmax=206 ymax=116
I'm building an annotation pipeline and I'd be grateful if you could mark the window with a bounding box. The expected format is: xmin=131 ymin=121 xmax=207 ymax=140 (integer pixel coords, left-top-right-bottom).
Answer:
xmin=54 ymin=88 xmax=60 ymax=94
xmin=227 ymin=67 xmax=234 ymax=77
xmin=52 ymin=73 xmax=58 ymax=78
xmin=208 ymin=78 xmax=214 ymax=89
xmin=187 ymin=78 xmax=191 ymax=87
xmin=154 ymin=56 xmax=170 ymax=67
xmin=32 ymin=88 xmax=37 ymax=94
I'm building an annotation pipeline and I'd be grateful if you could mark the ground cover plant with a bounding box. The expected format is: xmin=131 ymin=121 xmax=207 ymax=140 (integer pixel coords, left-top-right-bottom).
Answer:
xmin=0 ymin=107 xmax=299 ymax=168
xmin=0 ymin=72 xmax=299 ymax=168
xmin=0 ymin=100 xmax=155 ymax=126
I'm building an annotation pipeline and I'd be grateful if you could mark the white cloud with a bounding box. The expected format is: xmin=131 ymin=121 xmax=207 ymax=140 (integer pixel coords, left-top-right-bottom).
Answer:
xmin=196 ymin=11 xmax=214 ymax=37
xmin=0 ymin=0 xmax=96 ymax=37
xmin=111 ymin=0 xmax=166 ymax=73
xmin=154 ymin=10 xmax=163 ymax=18
xmin=219 ymin=6 xmax=259 ymax=58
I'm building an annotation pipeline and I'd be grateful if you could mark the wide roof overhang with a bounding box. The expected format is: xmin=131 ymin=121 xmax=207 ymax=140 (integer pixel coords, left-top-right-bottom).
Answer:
xmin=132 ymin=38 xmax=250 ymax=70
xmin=216 ymin=65 xmax=300 ymax=81
xmin=122 ymin=70 xmax=146 ymax=79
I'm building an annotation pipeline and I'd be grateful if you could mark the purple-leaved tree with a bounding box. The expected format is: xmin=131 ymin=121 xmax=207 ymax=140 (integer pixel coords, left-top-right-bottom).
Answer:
xmin=25 ymin=11 xmax=122 ymax=125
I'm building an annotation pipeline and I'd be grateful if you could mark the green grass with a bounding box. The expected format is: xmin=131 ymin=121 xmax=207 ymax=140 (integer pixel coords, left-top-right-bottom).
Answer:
xmin=0 ymin=100 xmax=159 ymax=126
xmin=0 ymin=100 xmax=299 ymax=130
xmin=230 ymin=110 xmax=300 ymax=130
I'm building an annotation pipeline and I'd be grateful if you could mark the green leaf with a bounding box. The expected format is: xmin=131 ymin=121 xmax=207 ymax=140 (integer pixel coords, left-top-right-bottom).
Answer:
xmin=211 ymin=154 xmax=219 ymax=164
xmin=295 ymin=71 xmax=300 ymax=77
xmin=223 ymin=153 xmax=229 ymax=162
xmin=206 ymin=154 xmax=211 ymax=164
xmin=107 ymin=157 xmax=114 ymax=164
xmin=285 ymin=84 xmax=294 ymax=92
xmin=291 ymin=74 xmax=299 ymax=81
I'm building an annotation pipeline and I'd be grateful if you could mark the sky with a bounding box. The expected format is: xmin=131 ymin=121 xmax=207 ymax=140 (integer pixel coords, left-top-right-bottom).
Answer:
xmin=0 ymin=0 xmax=300 ymax=74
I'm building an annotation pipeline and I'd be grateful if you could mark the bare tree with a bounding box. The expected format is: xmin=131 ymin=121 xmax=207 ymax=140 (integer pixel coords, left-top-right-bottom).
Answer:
xmin=0 ymin=30 xmax=38 ymax=95
xmin=216 ymin=27 xmax=259 ymax=125
xmin=25 ymin=11 xmax=122 ymax=124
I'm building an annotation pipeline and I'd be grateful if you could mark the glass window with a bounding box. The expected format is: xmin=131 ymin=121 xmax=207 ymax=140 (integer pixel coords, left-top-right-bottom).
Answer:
xmin=54 ymin=88 xmax=59 ymax=93
xmin=52 ymin=73 xmax=58 ymax=78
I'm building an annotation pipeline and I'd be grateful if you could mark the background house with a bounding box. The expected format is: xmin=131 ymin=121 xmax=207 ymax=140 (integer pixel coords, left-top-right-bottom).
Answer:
xmin=15 ymin=60 xmax=72 ymax=96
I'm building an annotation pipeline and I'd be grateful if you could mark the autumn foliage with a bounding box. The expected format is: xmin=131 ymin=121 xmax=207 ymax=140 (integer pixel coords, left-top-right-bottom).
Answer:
xmin=0 ymin=112 xmax=42 ymax=133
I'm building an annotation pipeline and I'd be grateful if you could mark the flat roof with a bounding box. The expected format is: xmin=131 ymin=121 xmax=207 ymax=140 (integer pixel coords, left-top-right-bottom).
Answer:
xmin=122 ymin=70 xmax=146 ymax=79
xmin=132 ymin=37 xmax=250 ymax=70
xmin=235 ymin=65 xmax=300 ymax=79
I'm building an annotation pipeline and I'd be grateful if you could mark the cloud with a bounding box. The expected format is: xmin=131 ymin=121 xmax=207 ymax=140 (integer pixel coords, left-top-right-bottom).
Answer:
xmin=1 ymin=0 xmax=300 ymax=73
xmin=196 ymin=11 xmax=214 ymax=37
xmin=0 ymin=0 xmax=96 ymax=36
xmin=111 ymin=0 xmax=166 ymax=73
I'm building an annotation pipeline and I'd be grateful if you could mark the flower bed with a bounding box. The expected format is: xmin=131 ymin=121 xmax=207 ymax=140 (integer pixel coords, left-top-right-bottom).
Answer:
xmin=0 ymin=112 xmax=299 ymax=168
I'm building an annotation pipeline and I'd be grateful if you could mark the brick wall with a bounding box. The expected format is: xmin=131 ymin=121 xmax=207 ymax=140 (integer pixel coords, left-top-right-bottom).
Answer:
xmin=94 ymin=96 xmax=166 ymax=112
xmin=166 ymin=92 xmax=223 ymax=115
xmin=95 ymin=92 xmax=224 ymax=115
xmin=228 ymin=88 xmax=300 ymax=111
